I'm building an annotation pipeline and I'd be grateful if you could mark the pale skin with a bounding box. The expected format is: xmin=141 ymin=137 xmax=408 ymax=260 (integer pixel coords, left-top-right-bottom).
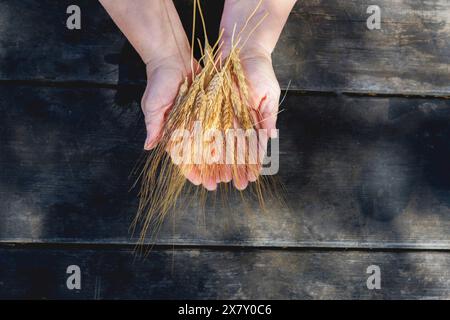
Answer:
xmin=99 ymin=0 xmax=297 ymax=191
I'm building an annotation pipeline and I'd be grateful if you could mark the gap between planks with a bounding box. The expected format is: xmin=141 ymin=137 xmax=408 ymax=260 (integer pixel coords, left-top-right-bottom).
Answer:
xmin=0 ymin=79 xmax=450 ymax=100
xmin=1 ymin=240 xmax=450 ymax=252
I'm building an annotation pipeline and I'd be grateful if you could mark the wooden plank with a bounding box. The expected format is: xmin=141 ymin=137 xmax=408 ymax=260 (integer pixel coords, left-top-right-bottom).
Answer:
xmin=0 ymin=245 xmax=449 ymax=299
xmin=1 ymin=84 xmax=450 ymax=248
xmin=277 ymin=0 xmax=450 ymax=95
xmin=0 ymin=0 xmax=450 ymax=95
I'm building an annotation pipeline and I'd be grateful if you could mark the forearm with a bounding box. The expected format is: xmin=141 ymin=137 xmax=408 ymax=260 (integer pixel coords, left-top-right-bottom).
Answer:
xmin=99 ymin=0 xmax=190 ymax=68
xmin=221 ymin=0 xmax=297 ymax=56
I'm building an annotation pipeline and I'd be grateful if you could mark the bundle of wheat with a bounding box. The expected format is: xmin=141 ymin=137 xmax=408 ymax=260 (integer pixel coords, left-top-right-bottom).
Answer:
xmin=133 ymin=0 xmax=277 ymax=245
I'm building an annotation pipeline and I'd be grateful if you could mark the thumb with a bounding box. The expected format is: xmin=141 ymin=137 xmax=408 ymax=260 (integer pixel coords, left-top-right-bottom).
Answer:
xmin=141 ymin=65 xmax=186 ymax=150
xmin=258 ymin=94 xmax=279 ymax=139
xmin=142 ymin=93 xmax=173 ymax=150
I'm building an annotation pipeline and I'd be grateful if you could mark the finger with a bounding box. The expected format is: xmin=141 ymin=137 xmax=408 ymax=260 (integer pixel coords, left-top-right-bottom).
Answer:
xmin=254 ymin=125 xmax=270 ymax=181
xmin=203 ymin=174 xmax=217 ymax=191
xmin=247 ymin=166 xmax=258 ymax=182
xmin=185 ymin=166 xmax=202 ymax=186
xmin=245 ymin=110 xmax=265 ymax=182
xmin=233 ymin=166 xmax=249 ymax=190
xmin=217 ymin=164 xmax=231 ymax=183
xmin=258 ymin=127 xmax=269 ymax=159
xmin=247 ymin=131 xmax=260 ymax=183
xmin=223 ymin=165 xmax=232 ymax=183
xmin=261 ymin=111 xmax=278 ymax=139
xmin=217 ymin=144 xmax=229 ymax=183
xmin=143 ymin=102 xmax=172 ymax=150
xmin=259 ymin=96 xmax=279 ymax=139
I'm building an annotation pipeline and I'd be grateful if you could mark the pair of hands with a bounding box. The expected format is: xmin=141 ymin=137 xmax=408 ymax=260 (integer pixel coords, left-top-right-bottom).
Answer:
xmin=143 ymin=52 xmax=280 ymax=191
xmin=141 ymin=1 xmax=288 ymax=191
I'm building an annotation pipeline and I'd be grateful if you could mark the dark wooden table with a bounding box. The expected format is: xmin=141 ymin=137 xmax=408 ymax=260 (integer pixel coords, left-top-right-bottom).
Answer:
xmin=0 ymin=0 xmax=449 ymax=299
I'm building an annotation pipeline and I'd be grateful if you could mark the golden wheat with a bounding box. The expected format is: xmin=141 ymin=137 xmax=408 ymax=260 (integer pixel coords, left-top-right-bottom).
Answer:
xmin=134 ymin=0 xmax=280 ymax=247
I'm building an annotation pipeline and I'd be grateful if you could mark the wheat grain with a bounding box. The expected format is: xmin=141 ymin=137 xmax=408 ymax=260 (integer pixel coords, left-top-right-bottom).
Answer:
xmin=223 ymin=86 xmax=234 ymax=130
xmin=231 ymin=50 xmax=250 ymax=106
xmin=134 ymin=0 xmax=281 ymax=248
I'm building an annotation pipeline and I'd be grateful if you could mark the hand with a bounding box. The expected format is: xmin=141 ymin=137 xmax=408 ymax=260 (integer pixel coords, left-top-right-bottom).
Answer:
xmin=218 ymin=0 xmax=293 ymax=190
xmin=169 ymin=47 xmax=280 ymax=191
xmin=231 ymin=48 xmax=281 ymax=191
xmin=143 ymin=52 xmax=213 ymax=191
xmin=142 ymin=55 xmax=192 ymax=150
xmin=99 ymin=0 xmax=194 ymax=150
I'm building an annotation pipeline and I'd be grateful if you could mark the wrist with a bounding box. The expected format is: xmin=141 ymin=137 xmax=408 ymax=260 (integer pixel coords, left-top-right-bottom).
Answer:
xmin=221 ymin=32 xmax=273 ymax=62
xmin=145 ymin=51 xmax=191 ymax=79
xmin=220 ymin=0 xmax=297 ymax=59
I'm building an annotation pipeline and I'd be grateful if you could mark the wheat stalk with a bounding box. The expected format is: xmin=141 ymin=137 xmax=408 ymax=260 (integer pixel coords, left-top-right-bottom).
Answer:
xmin=134 ymin=0 xmax=280 ymax=247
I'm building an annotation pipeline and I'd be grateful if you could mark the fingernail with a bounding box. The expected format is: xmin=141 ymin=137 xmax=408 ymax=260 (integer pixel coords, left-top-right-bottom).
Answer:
xmin=144 ymin=138 xmax=153 ymax=150
xmin=270 ymin=129 xmax=278 ymax=139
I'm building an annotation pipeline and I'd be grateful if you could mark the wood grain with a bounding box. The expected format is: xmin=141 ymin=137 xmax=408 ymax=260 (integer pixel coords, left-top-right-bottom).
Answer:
xmin=0 ymin=0 xmax=449 ymax=95
xmin=0 ymin=245 xmax=449 ymax=299
xmin=1 ymin=0 xmax=449 ymax=300
xmin=1 ymin=85 xmax=449 ymax=249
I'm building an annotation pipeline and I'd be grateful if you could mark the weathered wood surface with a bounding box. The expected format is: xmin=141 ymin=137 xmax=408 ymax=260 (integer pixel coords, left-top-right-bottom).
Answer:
xmin=0 ymin=245 xmax=449 ymax=299
xmin=0 ymin=0 xmax=449 ymax=95
xmin=1 ymin=85 xmax=449 ymax=249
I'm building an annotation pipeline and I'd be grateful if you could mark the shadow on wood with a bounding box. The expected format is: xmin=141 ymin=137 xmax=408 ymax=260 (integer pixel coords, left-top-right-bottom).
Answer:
xmin=0 ymin=85 xmax=449 ymax=248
